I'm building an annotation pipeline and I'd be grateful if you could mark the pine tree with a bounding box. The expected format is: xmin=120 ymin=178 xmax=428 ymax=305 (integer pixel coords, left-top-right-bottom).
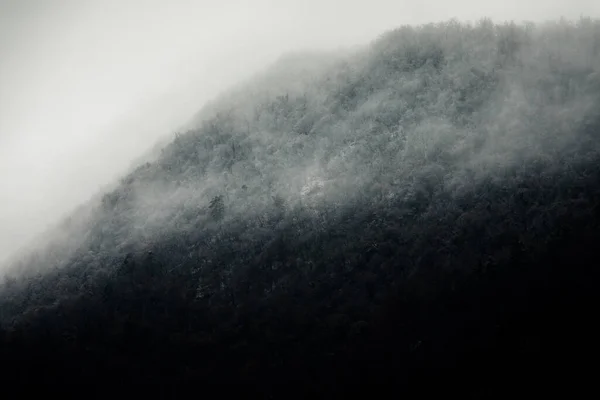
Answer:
xmin=209 ymin=195 xmax=225 ymax=222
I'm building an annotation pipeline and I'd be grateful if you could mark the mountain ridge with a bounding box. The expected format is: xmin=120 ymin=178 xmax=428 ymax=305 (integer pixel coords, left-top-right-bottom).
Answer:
xmin=1 ymin=18 xmax=600 ymax=395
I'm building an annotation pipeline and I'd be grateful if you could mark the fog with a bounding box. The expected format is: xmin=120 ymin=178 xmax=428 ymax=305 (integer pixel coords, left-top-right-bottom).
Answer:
xmin=0 ymin=0 xmax=597 ymax=265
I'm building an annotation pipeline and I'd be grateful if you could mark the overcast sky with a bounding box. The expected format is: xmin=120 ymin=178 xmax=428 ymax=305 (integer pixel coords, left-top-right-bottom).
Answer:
xmin=0 ymin=0 xmax=598 ymax=264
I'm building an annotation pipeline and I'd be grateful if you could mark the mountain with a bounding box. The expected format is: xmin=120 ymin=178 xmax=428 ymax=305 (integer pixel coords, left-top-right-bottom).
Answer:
xmin=1 ymin=18 xmax=600 ymax=396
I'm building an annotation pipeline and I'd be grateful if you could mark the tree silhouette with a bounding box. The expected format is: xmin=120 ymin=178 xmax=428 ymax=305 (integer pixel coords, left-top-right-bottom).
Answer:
xmin=209 ymin=195 xmax=225 ymax=222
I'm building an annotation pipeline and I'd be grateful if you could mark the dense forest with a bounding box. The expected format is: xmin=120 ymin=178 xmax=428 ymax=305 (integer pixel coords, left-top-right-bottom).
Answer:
xmin=1 ymin=19 xmax=600 ymax=396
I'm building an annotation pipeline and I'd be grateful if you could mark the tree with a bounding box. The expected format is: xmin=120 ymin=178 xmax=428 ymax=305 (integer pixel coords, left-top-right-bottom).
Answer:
xmin=209 ymin=195 xmax=225 ymax=222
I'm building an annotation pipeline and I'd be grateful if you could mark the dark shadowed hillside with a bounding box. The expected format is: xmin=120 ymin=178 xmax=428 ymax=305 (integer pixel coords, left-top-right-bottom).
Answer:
xmin=1 ymin=18 xmax=600 ymax=397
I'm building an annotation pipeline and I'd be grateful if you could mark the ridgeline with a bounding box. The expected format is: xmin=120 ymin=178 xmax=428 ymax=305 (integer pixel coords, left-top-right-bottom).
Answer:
xmin=1 ymin=19 xmax=600 ymax=397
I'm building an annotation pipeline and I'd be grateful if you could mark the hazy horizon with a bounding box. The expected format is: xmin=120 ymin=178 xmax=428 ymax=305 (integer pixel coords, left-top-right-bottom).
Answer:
xmin=1 ymin=0 xmax=598 ymax=265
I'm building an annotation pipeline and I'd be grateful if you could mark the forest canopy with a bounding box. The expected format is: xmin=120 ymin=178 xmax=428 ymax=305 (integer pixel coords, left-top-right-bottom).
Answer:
xmin=1 ymin=18 xmax=600 ymax=396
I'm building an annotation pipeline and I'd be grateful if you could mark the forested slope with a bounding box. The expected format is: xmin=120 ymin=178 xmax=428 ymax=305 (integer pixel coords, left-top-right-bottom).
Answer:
xmin=1 ymin=19 xmax=600 ymax=396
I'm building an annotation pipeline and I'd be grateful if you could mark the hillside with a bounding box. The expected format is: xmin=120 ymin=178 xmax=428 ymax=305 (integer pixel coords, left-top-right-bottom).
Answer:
xmin=1 ymin=18 xmax=600 ymax=396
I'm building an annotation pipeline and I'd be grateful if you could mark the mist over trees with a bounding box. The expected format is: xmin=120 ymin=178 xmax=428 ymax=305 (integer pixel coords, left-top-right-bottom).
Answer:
xmin=1 ymin=18 xmax=600 ymax=396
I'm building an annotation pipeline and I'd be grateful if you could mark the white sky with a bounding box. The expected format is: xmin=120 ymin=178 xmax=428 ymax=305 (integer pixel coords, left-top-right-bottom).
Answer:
xmin=0 ymin=0 xmax=598 ymax=264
